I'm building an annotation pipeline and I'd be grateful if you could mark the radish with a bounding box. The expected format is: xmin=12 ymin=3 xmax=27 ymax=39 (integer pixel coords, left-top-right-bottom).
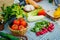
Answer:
xmin=47 ymin=27 xmax=52 ymax=32
xmin=36 ymin=32 xmax=40 ymax=36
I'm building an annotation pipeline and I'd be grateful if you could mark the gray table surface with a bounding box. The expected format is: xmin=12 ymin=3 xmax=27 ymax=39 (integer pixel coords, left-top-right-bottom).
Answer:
xmin=1 ymin=0 xmax=60 ymax=40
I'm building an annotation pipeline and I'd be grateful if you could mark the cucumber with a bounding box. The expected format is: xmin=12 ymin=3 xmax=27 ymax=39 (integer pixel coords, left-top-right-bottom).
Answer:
xmin=0 ymin=32 xmax=20 ymax=40
xmin=0 ymin=38 xmax=7 ymax=40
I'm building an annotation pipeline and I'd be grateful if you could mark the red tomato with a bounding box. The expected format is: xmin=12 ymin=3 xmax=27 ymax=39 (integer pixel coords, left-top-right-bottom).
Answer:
xmin=11 ymin=24 xmax=18 ymax=30
xmin=20 ymin=21 xmax=27 ymax=28
xmin=18 ymin=18 xmax=25 ymax=22
xmin=18 ymin=18 xmax=25 ymax=25
xmin=18 ymin=25 xmax=25 ymax=30
xmin=13 ymin=20 xmax=20 ymax=25
xmin=38 ymin=10 xmax=46 ymax=16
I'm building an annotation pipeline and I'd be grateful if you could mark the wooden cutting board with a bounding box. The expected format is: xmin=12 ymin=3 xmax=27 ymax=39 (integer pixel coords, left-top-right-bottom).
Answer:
xmin=0 ymin=0 xmax=14 ymax=12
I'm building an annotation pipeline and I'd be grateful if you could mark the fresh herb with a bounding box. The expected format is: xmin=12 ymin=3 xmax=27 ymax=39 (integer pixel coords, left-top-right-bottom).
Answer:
xmin=1 ymin=4 xmax=24 ymax=23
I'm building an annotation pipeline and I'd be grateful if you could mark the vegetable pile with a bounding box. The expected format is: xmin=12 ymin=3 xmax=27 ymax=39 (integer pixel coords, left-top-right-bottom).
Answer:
xmin=0 ymin=0 xmax=56 ymax=39
xmin=11 ymin=18 xmax=27 ymax=30
xmin=31 ymin=20 xmax=54 ymax=36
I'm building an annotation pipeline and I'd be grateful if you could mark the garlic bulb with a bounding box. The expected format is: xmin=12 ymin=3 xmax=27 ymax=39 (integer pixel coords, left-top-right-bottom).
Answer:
xmin=24 ymin=5 xmax=35 ymax=12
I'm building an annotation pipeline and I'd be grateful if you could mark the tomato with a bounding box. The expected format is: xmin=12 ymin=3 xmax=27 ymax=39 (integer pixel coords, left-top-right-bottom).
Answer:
xmin=13 ymin=20 xmax=20 ymax=25
xmin=11 ymin=24 xmax=18 ymax=30
xmin=20 ymin=21 xmax=27 ymax=28
xmin=18 ymin=18 xmax=25 ymax=25
xmin=18 ymin=25 xmax=25 ymax=30
xmin=38 ymin=10 xmax=46 ymax=16
xmin=18 ymin=18 xmax=25 ymax=22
